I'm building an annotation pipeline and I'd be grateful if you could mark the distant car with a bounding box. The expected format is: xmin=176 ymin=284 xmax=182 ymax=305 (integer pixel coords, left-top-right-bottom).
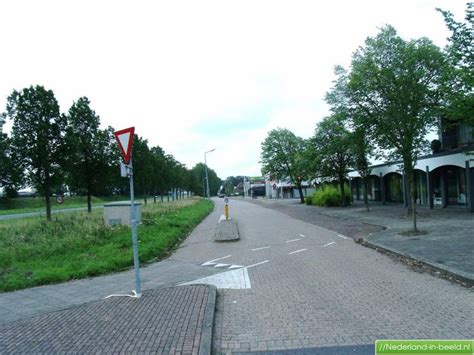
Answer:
xmin=218 ymin=193 xmax=225 ymax=198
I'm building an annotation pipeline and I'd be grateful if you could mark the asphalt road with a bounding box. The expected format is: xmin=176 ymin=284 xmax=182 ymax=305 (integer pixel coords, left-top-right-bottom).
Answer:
xmin=170 ymin=198 xmax=473 ymax=354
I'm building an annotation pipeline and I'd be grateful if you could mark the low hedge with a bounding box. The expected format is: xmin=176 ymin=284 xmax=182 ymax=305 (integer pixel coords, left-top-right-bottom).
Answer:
xmin=312 ymin=185 xmax=351 ymax=207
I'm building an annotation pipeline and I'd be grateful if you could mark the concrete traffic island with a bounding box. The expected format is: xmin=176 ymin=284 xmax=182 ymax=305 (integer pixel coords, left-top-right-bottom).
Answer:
xmin=215 ymin=218 xmax=240 ymax=242
xmin=0 ymin=285 xmax=217 ymax=355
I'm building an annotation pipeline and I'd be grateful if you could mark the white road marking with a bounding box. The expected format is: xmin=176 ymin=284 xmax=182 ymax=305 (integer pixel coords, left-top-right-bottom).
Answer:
xmin=201 ymin=261 xmax=217 ymax=266
xmin=207 ymin=255 xmax=232 ymax=263
xmin=214 ymin=263 xmax=231 ymax=268
xmin=289 ymin=249 xmax=307 ymax=255
xmin=285 ymin=238 xmax=301 ymax=243
xmin=229 ymin=265 xmax=244 ymax=269
xmin=251 ymin=246 xmax=270 ymax=251
xmin=180 ymin=268 xmax=251 ymax=289
xmin=322 ymin=242 xmax=336 ymax=247
xmin=337 ymin=234 xmax=351 ymax=240
xmin=246 ymin=260 xmax=270 ymax=269
xmin=299 ymin=234 xmax=306 ymax=238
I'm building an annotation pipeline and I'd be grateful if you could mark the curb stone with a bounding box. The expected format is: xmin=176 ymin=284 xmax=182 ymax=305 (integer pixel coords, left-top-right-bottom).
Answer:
xmin=215 ymin=219 xmax=240 ymax=242
xmin=199 ymin=284 xmax=217 ymax=355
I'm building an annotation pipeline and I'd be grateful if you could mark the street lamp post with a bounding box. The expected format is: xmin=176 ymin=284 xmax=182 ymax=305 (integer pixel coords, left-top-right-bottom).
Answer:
xmin=204 ymin=148 xmax=215 ymax=198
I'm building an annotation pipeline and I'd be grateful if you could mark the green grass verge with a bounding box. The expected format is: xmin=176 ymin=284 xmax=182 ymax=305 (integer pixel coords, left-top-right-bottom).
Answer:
xmin=0 ymin=198 xmax=214 ymax=292
xmin=0 ymin=195 xmax=132 ymax=215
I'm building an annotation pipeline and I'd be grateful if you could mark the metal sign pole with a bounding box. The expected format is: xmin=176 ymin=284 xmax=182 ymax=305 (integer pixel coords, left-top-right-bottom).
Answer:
xmin=128 ymin=154 xmax=141 ymax=297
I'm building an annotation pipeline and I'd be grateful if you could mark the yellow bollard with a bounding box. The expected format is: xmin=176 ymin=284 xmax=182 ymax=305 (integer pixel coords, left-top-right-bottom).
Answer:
xmin=224 ymin=198 xmax=229 ymax=220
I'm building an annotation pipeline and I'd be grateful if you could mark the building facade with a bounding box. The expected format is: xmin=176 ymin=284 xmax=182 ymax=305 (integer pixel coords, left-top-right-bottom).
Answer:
xmin=348 ymin=122 xmax=474 ymax=211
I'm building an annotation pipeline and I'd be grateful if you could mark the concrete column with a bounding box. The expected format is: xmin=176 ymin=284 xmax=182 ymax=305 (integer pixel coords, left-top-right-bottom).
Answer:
xmin=466 ymin=160 xmax=474 ymax=212
xmin=441 ymin=169 xmax=448 ymax=208
xmin=426 ymin=166 xmax=433 ymax=209
xmin=349 ymin=178 xmax=354 ymax=203
xmin=380 ymin=173 xmax=386 ymax=205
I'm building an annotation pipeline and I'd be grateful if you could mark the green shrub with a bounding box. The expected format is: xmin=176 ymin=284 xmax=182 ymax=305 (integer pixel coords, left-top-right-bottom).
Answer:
xmin=312 ymin=185 xmax=351 ymax=207
xmin=305 ymin=195 xmax=313 ymax=205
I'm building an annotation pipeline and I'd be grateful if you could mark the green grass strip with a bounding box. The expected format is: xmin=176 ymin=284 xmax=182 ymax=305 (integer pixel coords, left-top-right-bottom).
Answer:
xmin=0 ymin=198 xmax=213 ymax=292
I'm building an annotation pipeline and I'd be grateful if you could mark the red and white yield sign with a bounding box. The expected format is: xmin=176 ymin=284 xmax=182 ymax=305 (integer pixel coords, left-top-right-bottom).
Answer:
xmin=114 ymin=127 xmax=135 ymax=164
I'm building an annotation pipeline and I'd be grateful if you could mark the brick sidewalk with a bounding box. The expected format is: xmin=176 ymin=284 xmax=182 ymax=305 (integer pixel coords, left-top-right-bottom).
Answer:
xmin=0 ymin=285 xmax=216 ymax=355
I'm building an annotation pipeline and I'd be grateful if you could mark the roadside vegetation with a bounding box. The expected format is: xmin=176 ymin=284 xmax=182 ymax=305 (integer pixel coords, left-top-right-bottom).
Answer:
xmin=0 ymin=198 xmax=213 ymax=292
xmin=306 ymin=185 xmax=351 ymax=207
xmin=260 ymin=3 xmax=472 ymax=232
xmin=0 ymin=195 xmax=130 ymax=215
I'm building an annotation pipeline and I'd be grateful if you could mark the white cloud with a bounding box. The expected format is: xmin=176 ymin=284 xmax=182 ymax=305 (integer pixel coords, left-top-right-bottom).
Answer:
xmin=0 ymin=0 xmax=467 ymax=178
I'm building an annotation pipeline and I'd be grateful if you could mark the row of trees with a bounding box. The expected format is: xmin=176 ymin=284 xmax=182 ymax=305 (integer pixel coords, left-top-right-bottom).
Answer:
xmin=261 ymin=4 xmax=473 ymax=231
xmin=0 ymin=87 xmax=221 ymax=221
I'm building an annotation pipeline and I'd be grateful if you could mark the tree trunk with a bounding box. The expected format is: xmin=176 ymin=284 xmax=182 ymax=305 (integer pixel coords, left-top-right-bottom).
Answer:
xmin=297 ymin=183 xmax=305 ymax=204
xmin=364 ymin=176 xmax=369 ymax=212
xmin=404 ymin=159 xmax=417 ymax=232
xmin=339 ymin=176 xmax=346 ymax=207
xmin=409 ymin=169 xmax=417 ymax=232
xmin=45 ymin=180 xmax=52 ymax=222
xmin=87 ymin=189 xmax=92 ymax=213
xmin=144 ymin=191 xmax=147 ymax=205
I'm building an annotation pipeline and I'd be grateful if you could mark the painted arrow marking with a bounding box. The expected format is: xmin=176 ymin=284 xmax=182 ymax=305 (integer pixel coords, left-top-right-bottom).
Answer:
xmin=201 ymin=255 xmax=231 ymax=267
xmin=214 ymin=263 xmax=231 ymax=268
xmin=229 ymin=265 xmax=244 ymax=269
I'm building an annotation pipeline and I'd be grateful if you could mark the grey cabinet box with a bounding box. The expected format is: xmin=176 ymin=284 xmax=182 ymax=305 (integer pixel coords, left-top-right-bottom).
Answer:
xmin=103 ymin=201 xmax=142 ymax=226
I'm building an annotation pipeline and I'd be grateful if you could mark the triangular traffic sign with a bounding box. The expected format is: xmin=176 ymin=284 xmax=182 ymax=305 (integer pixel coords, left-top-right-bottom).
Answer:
xmin=114 ymin=127 xmax=135 ymax=164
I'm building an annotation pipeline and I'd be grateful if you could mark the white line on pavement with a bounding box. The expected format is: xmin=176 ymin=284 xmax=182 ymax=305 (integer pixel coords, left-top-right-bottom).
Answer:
xmin=200 ymin=261 xmax=217 ymax=266
xmin=246 ymin=260 xmax=270 ymax=269
xmin=322 ymin=242 xmax=336 ymax=247
xmin=285 ymin=238 xmax=301 ymax=243
xmin=299 ymin=234 xmax=306 ymax=238
xmin=251 ymin=246 xmax=271 ymax=251
xmin=289 ymin=249 xmax=307 ymax=255
xmin=207 ymin=255 xmax=232 ymax=263
xmin=214 ymin=263 xmax=231 ymax=268
xmin=337 ymin=234 xmax=351 ymax=240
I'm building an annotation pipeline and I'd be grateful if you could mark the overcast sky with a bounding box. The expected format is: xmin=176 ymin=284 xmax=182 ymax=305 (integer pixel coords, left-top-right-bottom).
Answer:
xmin=0 ymin=0 xmax=467 ymax=179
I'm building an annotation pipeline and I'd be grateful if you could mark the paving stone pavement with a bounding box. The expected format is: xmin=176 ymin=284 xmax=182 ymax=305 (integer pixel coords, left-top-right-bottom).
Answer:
xmin=0 ymin=285 xmax=215 ymax=354
xmin=0 ymin=259 xmax=223 ymax=324
xmin=175 ymin=198 xmax=473 ymax=354
xmin=248 ymin=198 xmax=474 ymax=282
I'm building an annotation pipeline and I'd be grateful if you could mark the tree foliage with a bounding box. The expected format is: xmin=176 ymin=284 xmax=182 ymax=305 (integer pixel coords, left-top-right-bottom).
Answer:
xmin=437 ymin=2 xmax=474 ymax=125
xmin=7 ymin=86 xmax=66 ymax=221
xmin=260 ymin=128 xmax=309 ymax=203
xmin=309 ymin=115 xmax=354 ymax=206
xmin=64 ymin=97 xmax=117 ymax=212
xmin=347 ymin=26 xmax=446 ymax=230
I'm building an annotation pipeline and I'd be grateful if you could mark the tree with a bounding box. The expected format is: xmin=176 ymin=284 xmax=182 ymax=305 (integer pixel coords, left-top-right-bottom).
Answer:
xmin=351 ymin=127 xmax=373 ymax=211
xmin=189 ymin=163 xmax=221 ymax=197
xmin=64 ymin=97 xmax=115 ymax=212
xmin=0 ymin=132 xmax=24 ymax=197
xmin=437 ymin=2 xmax=474 ymax=126
xmin=326 ymin=65 xmax=373 ymax=210
xmin=131 ymin=135 xmax=154 ymax=204
xmin=309 ymin=115 xmax=354 ymax=206
xmin=7 ymin=86 xmax=66 ymax=221
xmin=260 ymin=128 xmax=309 ymax=204
xmin=347 ymin=26 xmax=446 ymax=231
